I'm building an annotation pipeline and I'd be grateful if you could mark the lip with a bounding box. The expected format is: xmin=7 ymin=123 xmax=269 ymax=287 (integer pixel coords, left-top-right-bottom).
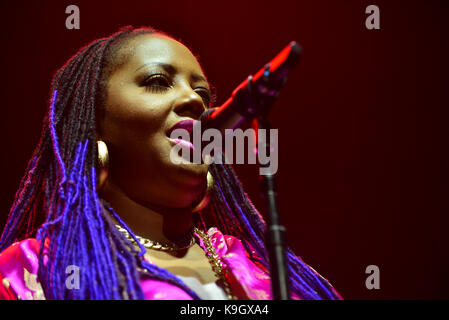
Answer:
xmin=167 ymin=119 xmax=197 ymax=138
xmin=167 ymin=119 xmax=199 ymax=151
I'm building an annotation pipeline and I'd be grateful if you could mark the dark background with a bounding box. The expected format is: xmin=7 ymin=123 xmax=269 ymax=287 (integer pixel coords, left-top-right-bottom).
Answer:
xmin=0 ymin=0 xmax=448 ymax=299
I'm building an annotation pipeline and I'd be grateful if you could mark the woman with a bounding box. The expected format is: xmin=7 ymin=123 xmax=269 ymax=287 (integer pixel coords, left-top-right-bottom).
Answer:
xmin=0 ymin=26 xmax=341 ymax=300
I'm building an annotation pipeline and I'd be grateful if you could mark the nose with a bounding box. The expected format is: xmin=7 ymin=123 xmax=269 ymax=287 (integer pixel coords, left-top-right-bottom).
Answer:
xmin=173 ymin=86 xmax=207 ymax=120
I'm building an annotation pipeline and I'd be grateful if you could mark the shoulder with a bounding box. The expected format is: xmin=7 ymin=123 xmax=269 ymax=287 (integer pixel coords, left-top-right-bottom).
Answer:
xmin=0 ymin=238 xmax=43 ymax=276
xmin=203 ymin=228 xmax=275 ymax=299
xmin=204 ymin=228 xmax=305 ymax=300
xmin=0 ymin=238 xmax=47 ymax=300
xmin=203 ymin=227 xmax=243 ymax=255
xmin=205 ymin=227 xmax=263 ymax=263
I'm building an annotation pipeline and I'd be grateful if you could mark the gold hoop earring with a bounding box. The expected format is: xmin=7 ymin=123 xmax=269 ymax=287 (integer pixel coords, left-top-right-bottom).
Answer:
xmin=96 ymin=140 xmax=109 ymax=190
xmin=191 ymin=171 xmax=214 ymax=212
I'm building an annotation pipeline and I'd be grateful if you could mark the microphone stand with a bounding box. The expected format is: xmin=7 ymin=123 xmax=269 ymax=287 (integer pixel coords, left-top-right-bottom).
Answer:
xmin=256 ymin=116 xmax=291 ymax=300
xmin=248 ymin=68 xmax=290 ymax=300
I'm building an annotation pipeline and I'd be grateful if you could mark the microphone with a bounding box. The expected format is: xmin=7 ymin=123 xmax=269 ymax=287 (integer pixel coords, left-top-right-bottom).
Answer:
xmin=200 ymin=41 xmax=302 ymax=131
xmin=198 ymin=42 xmax=302 ymax=301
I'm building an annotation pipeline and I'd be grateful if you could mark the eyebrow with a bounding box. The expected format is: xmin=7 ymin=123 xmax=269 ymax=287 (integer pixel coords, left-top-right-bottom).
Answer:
xmin=135 ymin=62 xmax=207 ymax=83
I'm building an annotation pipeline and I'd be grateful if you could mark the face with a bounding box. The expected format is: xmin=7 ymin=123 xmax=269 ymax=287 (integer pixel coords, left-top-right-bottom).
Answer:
xmin=99 ymin=34 xmax=210 ymax=208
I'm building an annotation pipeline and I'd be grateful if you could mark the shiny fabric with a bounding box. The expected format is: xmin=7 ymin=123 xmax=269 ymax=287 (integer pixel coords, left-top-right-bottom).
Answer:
xmin=0 ymin=239 xmax=46 ymax=300
xmin=0 ymin=227 xmax=298 ymax=300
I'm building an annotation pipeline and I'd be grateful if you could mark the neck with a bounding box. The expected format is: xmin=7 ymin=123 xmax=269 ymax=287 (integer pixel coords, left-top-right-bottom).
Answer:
xmin=100 ymin=179 xmax=194 ymax=244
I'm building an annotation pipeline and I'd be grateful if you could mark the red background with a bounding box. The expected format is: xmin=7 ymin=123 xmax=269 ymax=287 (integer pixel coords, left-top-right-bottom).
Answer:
xmin=0 ymin=0 xmax=448 ymax=299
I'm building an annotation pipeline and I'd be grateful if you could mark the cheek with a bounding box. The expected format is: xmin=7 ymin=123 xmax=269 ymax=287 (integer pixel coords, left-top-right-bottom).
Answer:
xmin=102 ymin=83 xmax=171 ymax=146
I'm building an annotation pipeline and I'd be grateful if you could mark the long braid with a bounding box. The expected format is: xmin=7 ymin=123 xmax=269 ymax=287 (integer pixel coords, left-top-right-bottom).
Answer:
xmin=1 ymin=28 xmax=143 ymax=299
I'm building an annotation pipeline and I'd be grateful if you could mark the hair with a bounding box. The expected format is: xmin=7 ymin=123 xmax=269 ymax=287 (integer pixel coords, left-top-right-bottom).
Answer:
xmin=0 ymin=26 xmax=341 ymax=300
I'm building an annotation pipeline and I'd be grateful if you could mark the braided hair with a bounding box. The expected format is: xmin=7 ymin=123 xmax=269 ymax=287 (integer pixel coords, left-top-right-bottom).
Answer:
xmin=0 ymin=26 xmax=341 ymax=300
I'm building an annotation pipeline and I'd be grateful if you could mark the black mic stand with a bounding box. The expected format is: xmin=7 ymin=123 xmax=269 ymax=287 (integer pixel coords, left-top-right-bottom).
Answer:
xmin=248 ymin=66 xmax=290 ymax=300
xmin=257 ymin=118 xmax=290 ymax=300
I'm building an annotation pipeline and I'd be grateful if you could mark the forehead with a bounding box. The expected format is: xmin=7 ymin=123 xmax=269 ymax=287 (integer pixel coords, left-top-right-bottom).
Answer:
xmin=123 ymin=34 xmax=205 ymax=76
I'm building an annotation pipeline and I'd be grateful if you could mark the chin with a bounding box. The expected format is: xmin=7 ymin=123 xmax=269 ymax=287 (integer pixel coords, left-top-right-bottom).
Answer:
xmin=165 ymin=179 xmax=206 ymax=209
xmin=167 ymin=157 xmax=208 ymax=184
xmin=169 ymin=195 xmax=200 ymax=209
xmin=171 ymin=167 xmax=208 ymax=205
xmin=179 ymin=162 xmax=208 ymax=178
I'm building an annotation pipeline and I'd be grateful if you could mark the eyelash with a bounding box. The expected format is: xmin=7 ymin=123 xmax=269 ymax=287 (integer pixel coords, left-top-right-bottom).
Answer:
xmin=195 ymin=88 xmax=211 ymax=107
xmin=143 ymin=74 xmax=171 ymax=92
xmin=142 ymin=74 xmax=211 ymax=106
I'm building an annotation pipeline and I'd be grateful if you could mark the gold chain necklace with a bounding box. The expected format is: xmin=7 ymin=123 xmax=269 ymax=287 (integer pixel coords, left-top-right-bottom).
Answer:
xmin=115 ymin=224 xmax=237 ymax=300
xmin=115 ymin=224 xmax=196 ymax=251
xmin=194 ymin=228 xmax=237 ymax=300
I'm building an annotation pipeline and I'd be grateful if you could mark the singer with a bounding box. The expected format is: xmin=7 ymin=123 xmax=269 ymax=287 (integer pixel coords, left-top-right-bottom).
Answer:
xmin=0 ymin=26 xmax=341 ymax=300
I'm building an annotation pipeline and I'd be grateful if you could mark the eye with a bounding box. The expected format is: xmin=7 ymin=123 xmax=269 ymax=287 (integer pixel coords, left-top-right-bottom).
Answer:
xmin=195 ymin=88 xmax=211 ymax=107
xmin=142 ymin=74 xmax=171 ymax=92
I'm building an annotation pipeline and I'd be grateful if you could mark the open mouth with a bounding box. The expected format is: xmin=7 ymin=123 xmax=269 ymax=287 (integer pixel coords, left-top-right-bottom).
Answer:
xmin=167 ymin=119 xmax=197 ymax=151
